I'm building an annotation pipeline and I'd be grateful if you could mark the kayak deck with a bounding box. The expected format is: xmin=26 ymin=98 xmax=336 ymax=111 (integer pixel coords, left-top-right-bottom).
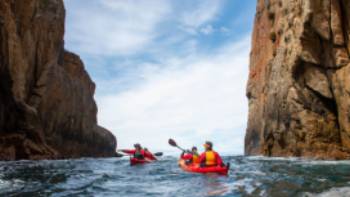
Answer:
xmin=178 ymin=159 xmax=229 ymax=175
xmin=130 ymin=157 xmax=152 ymax=166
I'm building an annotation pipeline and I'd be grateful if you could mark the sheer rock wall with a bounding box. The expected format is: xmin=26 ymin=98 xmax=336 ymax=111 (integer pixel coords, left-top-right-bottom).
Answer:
xmin=0 ymin=0 xmax=116 ymax=160
xmin=245 ymin=0 xmax=350 ymax=159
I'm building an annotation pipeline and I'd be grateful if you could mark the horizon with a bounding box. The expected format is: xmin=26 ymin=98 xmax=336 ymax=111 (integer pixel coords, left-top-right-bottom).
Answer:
xmin=64 ymin=0 xmax=257 ymax=154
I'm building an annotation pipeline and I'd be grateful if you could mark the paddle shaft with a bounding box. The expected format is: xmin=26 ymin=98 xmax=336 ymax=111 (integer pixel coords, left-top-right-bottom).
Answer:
xmin=175 ymin=145 xmax=186 ymax=152
xmin=168 ymin=139 xmax=187 ymax=152
xmin=154 ymin=152 xmax=163 ymax=157
xmin=116 ymin=150 xmax=162 ymax=157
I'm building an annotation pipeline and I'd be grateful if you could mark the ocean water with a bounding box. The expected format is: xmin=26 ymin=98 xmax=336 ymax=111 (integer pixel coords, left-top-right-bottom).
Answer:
xmin=1 ymin=156 xmax=350 ymax=197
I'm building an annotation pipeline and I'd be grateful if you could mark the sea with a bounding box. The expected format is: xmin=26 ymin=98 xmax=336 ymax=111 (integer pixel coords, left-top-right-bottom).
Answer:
xmin=1 ymin=156 xmax=350 ymax=197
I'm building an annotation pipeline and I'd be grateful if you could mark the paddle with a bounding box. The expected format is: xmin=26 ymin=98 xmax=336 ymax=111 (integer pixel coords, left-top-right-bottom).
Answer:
xmin=115 ymin=150 xmax=163 ymax=157
xmin=154 ymin=152 xmax=163 ymax=157
xmin=115 ymin=152 xmax=125 ymax=157
xmin=168 ymin=138 xmax=186 ymax=152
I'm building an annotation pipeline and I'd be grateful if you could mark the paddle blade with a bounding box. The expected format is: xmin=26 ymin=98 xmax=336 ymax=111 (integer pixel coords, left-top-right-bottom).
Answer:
xmin=154 ymin=152 xmax=163 ymax=157
xmin=168 ymin=138 xmax=177 ymax=147
xmin=114 ymin=152 xmax=125 ymax=157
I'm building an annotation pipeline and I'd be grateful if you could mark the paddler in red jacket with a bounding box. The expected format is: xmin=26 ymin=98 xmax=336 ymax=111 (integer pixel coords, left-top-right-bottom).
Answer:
xmin=121 ymin=143 xmax=157 ymax=160
xmin=181 ymin=146 xmax=200 ymax=165
xmin=199 ymin=141 xmax=223 ymax=167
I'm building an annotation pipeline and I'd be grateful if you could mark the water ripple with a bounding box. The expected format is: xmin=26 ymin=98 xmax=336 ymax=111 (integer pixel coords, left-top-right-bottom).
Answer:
xmin=1 ymin=156 xmax=350 ymax=196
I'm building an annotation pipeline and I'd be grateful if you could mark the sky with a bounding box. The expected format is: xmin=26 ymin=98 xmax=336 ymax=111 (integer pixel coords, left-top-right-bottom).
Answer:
xmin=64 ymin=0 xmax=257 ymax=155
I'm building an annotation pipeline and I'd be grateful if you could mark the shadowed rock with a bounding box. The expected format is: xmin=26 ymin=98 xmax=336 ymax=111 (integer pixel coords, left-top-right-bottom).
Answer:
xmin=0 ymin=0 xmax=116 ymax=160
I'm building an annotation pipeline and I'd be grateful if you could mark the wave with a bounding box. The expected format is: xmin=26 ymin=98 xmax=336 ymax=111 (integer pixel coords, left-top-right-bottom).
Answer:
xmin=303 ymin=186 xmax=350 ymax=197
xmin=246 ymin=155 xmax=300 ymax=161
xmin=246 ymin=156 xmax=350 ymax=165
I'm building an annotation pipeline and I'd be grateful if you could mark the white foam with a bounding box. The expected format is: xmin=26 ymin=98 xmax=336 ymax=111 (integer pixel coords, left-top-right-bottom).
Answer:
xmin=298 ymin=160 xmax=350 ymax=166
xmin=303 ymin=187 xmax=350 ymax=197
xmin=246 ymin=156 xmax=350 ymax=166
xmin=0 ymin=179 xmax=11 ymax=189
xmin=246 ymin=156 xmax=300 ymax=161
xmin=0 ymin=178 xmax=24 ymax=191
xmin=225 ymin=177 xmax=262 ymax=195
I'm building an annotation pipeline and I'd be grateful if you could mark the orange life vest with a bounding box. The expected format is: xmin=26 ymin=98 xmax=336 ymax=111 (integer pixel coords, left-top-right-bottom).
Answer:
xmin=192 ymin=154 xmax=200 ymax=164
xmin=205 ymin=151 xmax=216 ymax=166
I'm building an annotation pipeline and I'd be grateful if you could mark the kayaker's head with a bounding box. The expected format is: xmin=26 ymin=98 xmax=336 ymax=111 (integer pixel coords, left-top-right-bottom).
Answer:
xmin=203 ymin=141 xmax=213 ymax=151
xmin=191 ymin=146 xmax=198 ymax=154
xmin=134 ymin=143 xmax=142 ymax=150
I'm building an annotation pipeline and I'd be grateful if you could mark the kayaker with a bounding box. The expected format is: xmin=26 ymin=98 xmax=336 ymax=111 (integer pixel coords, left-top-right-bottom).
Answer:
xmin=181 ymin=146 xmax=200 ymax=165
xmin=121 ymin=143 xmax=157 ymax=160
xmin=199 ymin=141 xmax=224 ymax=167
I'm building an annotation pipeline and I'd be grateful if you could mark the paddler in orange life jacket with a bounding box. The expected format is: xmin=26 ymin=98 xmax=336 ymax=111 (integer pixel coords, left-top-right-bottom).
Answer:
xmin=121 ymin=143 xmax=157 ymax=160
xmin=199 ymin=141 xmax=224 ymax=167
xmin=181 ymin=146 xmax=200 ymax=165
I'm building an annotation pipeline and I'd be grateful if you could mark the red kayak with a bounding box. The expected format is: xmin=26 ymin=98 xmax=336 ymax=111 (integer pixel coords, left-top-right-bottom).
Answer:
xmin=130 ymin=157 xmax=152 ymax=166
xmin=178 ymin=159 xmax=229 ymax=175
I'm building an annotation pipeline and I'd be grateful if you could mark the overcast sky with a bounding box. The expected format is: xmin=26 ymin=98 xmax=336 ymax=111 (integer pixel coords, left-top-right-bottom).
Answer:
xmin=64 ymin=0 xmax=256 ymax=155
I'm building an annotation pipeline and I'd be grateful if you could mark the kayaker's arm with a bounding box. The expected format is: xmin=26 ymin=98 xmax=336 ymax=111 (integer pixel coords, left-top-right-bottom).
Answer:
xmin=215 ymin=152 xmax=224 ymax=166
xmin=181 ymin=151 xmax=185 ymax=157
xmin=181 ymin=150 xmax=190 ymax=156
xmin=181 ymin=154 xmax=192 ymax=160
xmin=199 ymin=153 xmax=206 ymax=167
xmin=121 ymin=149 xmax=136 ymax=155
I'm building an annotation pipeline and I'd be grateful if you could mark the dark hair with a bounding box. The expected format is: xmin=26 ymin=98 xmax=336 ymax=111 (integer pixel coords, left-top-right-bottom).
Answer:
xmin=205 ymin=141 xmax=213 ymax=148
xmin=134 ymin=143 xmax=141 ymax=148
xmin=192 ymin=146 xmax=197 ymax=151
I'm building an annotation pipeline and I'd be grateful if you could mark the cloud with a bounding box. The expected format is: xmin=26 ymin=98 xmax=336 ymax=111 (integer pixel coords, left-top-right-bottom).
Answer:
xmin=64 ymin=0 xmax=171 ymax=56
xmin=96 ymin=36 xmax=250 ymax=155
xmin=179 ymin=1 xmax=222 ymax=29
xmin=63 ymin=0 xmax=254 ymax=156
xmin=220 ymin=26 xmax=230 ymax=34
xmin=64 ymin=0 xmax=225 ymax=56
xmin=200 ymin=25 xmax=214 ymax=35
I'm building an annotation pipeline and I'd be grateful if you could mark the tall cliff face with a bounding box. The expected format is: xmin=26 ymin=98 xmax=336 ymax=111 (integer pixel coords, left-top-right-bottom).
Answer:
xmin=245 ymin=0 xmax=350 ymax=159
xmin=0 ymin=0 xmax=116 ymax=160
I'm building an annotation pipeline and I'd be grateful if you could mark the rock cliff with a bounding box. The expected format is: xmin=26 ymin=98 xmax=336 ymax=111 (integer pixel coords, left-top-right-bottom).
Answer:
xmin=0 ymin=0 xmax=116 ymax=160
xmin=245 ymin=0 xmax=350 ymax=159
